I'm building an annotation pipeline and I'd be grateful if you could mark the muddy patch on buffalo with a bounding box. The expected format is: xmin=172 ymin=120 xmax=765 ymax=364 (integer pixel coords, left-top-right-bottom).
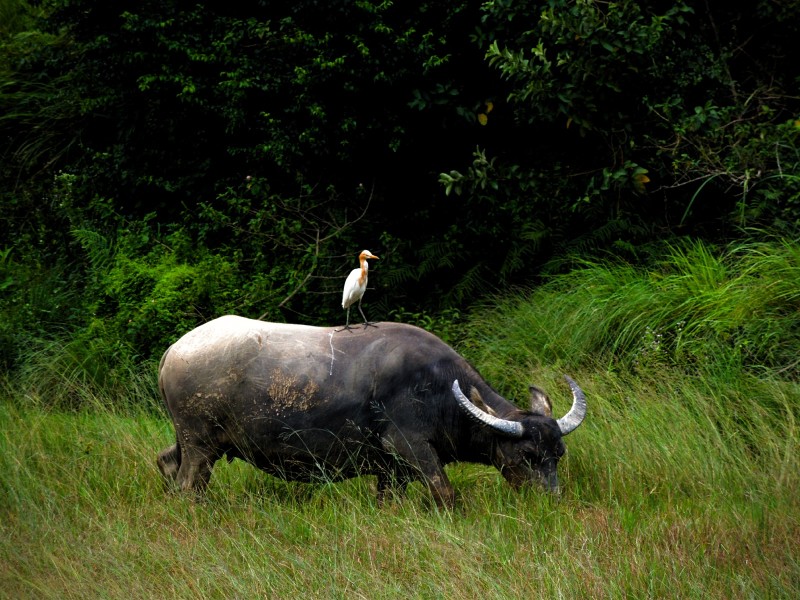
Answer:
xmin=267 ymin=371 xmax=319 ymax=414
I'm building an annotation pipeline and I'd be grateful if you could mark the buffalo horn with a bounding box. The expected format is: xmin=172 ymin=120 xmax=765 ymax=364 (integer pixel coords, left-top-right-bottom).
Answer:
xmin=556 ymin=375 xmax=587 ymax=435
xmin=452 ymin=380 xmax=524 ymax=438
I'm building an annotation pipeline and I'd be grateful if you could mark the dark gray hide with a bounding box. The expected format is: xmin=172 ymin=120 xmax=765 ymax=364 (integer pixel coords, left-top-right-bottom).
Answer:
xmin=157 ymin=315 xmax=586 ymax=507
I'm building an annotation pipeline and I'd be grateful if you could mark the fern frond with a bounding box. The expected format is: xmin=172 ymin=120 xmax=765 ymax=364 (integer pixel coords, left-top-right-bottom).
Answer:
xmin=417 ymin=240 xmax=459 ymax=277
xmin=445 ymin=262 xmax=489 ymax=306
xmin=71 ymin=229 xmax=114 ymax=273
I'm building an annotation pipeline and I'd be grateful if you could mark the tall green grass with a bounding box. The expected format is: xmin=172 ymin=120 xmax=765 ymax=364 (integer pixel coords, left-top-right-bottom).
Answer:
xmin=1 ymin=238 xmax=798 ymax=598
xmin=466 ymin=237 xmax=800 ymax=380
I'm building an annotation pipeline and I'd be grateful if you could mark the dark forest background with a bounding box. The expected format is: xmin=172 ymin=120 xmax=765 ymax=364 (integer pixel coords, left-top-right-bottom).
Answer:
xmin=1 ymin=0 xmax=799 ymax=381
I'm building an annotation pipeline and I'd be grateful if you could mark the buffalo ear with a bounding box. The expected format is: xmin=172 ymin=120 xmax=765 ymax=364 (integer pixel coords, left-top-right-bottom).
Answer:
xmin=529 ymin=385 xmax=553 ymax=417
xmin=470 ymin=387 xmax=498 ymax=417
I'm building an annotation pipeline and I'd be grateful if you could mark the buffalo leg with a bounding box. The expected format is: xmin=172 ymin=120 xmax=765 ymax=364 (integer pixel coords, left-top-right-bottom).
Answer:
xmin=175 ymin=437 xmax=218 ymax=494
xmin=176 ymin=453 xmax=213 ymax=493
xmin=424 ymin=468 xmax=455 ymax=509
xmin=157 ymin=443 xmax=181 ymax=485
xmin=376 ymin=471 xmax=409 ymax=506
xmin=380 ymin=432 xmax=455 ymax=508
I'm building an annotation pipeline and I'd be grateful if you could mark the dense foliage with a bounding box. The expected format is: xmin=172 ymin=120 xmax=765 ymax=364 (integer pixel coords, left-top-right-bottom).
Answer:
xmin=444 ymin=1 xmax=800 ymax=255
xmin=2 ymin=0 xmax=799 ymax=372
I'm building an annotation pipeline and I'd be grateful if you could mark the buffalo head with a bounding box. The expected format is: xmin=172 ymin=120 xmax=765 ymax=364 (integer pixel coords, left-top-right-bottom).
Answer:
xmin=451 ymin=375 xmax=586 ymax=494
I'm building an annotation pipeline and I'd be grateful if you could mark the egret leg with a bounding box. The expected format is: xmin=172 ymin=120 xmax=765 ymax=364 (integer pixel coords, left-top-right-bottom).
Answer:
xmin=335 ymin=307 xmax=355 ymax=332
xmin=358 ymin=298 xmax=378 ymax=328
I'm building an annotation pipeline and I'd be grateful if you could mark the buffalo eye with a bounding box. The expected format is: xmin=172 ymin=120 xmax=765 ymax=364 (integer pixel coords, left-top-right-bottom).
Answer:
xmin=523 ymin=439 xmax=564 ymax=465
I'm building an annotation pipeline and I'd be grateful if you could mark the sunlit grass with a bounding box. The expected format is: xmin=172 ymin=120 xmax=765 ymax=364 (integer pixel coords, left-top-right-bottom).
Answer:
xmin=1 ymin=380 xmax=797 ymax=598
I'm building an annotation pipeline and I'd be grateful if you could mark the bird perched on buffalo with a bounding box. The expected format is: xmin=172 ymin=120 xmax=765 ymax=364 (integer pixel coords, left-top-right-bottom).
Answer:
xmin=337 ymin=249 xmax=379 ymax=331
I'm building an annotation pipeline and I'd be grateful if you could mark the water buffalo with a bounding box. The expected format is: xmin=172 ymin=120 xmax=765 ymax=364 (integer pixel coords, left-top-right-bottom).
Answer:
xmin=157 ymin=315 xmax=586 ymax=507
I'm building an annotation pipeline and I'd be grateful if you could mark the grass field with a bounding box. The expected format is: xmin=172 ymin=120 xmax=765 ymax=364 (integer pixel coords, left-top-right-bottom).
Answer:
xmin=2 ymin=239 xmax=799 ymax=598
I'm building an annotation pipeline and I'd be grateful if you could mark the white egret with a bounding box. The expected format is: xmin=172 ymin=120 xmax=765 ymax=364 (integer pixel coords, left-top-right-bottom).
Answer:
xmin=337 ymin=249 xmax=379 ymax=331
